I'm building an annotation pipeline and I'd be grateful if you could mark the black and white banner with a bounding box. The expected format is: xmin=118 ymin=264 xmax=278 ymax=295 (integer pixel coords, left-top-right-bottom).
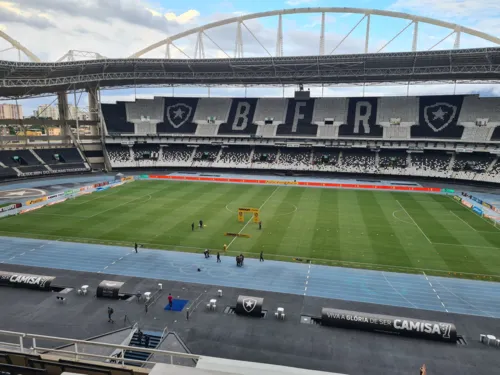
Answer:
xmin=0 ymin=271 xmax=55 ymax=291
xmin=321 ymin=308 xmax=457 ymax=342
xmin=411 ymin=95 xmax=464 ymax=139
xmin=276 ymin=99 xmax=318 ymax=135
xmin=235 ymin=295 xmax=264 ymax=317
xmin=96 ymin=280 xmax=125 ymax=299
xmin=339 ymin=97 xmax=383 ymax=137
xmin=157 ymin=98 xmax=199 ymax=133
xmin=218 ymin=98 xmax=259 ymax=135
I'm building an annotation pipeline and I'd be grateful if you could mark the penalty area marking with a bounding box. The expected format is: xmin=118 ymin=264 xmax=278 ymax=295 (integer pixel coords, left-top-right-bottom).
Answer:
xmin=449 ymin=210 xmax=476 ymax=231
xmin=392 ymin=210 xmax=414 ymax=225
xmin=396 ymin=200 xmax=432 ymax=244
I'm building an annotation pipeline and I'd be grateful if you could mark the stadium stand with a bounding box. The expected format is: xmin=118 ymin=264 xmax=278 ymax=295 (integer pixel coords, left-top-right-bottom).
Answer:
xmin=107 ymin=144 xmax=133 ymax=167
xmin=312 ymin=149 xmax=340 ymax=171
xmin=313 ymin=98 xmax=347 ymax=126
xmin=411 ymin=95 xmax=465 ymax=139
xmin=409 ymin=151 xmax=452 ymax=178
xmin=125 ymin=98 xmax=165 ymax=134
xmin=279 ymin=147 xmax=312 ymax=170
xmin=102 ymin=102 xmax=135 ymax=134
xmin=194 ymin=98 xmax=231 ymax=125
xmin=218 ymin=99 xmax=259 ymax=135
xmin=216 ymin=146 xmax=252 ymax=168
xmin=378 ymin=149 xmax=408 ymax=175
xmin=254 ymin=98 xmax=286 ymax=125
xmin=158 ymin=98 xmax=199 ymax=134
xmin=252 ymin=146 xmax=278 ymax=164
xmin=277 ymin=99 xmax=318 ymax=136
xmin=0 ymin=149 xmax=41 ymax=167
xmin=35 ymin=148 xmax=86 ymax=171
xmin=160 ymin=144 xmax=193 ymax=166
xmin=341 ymin=148 xmax=377 ymax=173
xmin=0 ymin=147 xmax=89 ymax=179
xmin=99 ymin=94 xmax=500 ymax=184
xmin=459 ymin=96 xmax=500 ymax=128
xmin=192 ymin=145 xmax=221 ymax=167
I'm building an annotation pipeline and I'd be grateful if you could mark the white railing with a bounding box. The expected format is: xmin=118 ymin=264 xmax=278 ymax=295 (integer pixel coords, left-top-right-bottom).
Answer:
xmin=0 ymin=329 xmax=199 ymax=367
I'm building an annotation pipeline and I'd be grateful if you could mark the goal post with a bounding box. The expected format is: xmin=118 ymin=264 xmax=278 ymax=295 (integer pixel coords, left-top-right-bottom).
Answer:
xmin=238 ymin=207 xmax=260 ymax=223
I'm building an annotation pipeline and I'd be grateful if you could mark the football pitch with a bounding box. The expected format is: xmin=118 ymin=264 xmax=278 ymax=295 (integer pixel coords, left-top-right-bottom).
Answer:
xmin=1 ymin=180 xmax=500 ymax=281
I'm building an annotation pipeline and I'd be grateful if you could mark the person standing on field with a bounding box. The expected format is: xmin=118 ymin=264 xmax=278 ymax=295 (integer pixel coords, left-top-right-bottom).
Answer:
xmin=134 ymin=243 xmax=138 ymax=253
xmin=260 ymin=251 xmax=264 ymax=262
xmin=191 ymin=222 xmax=195 ymax=231
xmin=223 ymin=244 xmax=227 ymax=252
xmin=217 ymin=252 xmax=221 ymax=263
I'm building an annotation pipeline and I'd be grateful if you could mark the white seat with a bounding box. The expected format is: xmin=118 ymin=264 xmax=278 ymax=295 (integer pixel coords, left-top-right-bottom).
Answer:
xmin=218 ymin=290 xmax=222 ymax=297
xmin=81 ymin=285 xmax=88 ymax=295
xmin=144 ymin=292 xmax=151 ymax=301
xmin=275 ymin=307 xmax=285 ymax=320
xmin=209 ymin=299 xmax=217 ymax=311
xmin=480 ymin=334 xmax=486 ymax=343
xmin=486 ymin=334 xmax=496 ymax=346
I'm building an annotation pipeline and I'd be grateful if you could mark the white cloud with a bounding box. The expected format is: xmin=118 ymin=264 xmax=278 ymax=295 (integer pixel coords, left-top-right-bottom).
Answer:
xmin=165 ymin=10 xmax=200 ymax=25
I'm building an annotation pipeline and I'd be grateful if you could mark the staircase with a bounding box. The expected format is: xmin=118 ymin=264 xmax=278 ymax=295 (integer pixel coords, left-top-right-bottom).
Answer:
xmin=123 ymin=331 xmax=162 ymax=366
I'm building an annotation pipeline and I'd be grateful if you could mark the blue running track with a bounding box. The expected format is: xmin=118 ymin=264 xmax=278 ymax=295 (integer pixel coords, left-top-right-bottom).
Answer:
xmin=0 ymin=236 xmax=499 ymax=319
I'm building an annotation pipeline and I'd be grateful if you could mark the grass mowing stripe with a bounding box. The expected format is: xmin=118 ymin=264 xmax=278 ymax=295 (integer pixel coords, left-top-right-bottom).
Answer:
xmin=3 ymin=180 xmax=500 ymax=281
xmin=227 ymin=186 xmax=280 ymax=249
xmin=396 ymin=199 xmax=432 ymax=244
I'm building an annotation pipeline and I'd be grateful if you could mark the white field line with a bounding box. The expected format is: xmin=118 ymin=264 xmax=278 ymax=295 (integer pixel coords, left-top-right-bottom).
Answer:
xmin=1 ymin=230 xmax=499 ymax=278
xmin=448 ymin=196 xmax=500 ymax=232
xmin=382 ymin=272 xmax=418 ymax=309
xmin=396 ymin=200 xmax=432 ymax=244
xmin=226 ymin=186 xmax=280 ymax=249
xmin=86 ymin=194 xmax=152 ymax=219
xmin=423 ymin=272 xmax=449 ymax=313
xmin=449 ymin=210 xmax=477 ymax=231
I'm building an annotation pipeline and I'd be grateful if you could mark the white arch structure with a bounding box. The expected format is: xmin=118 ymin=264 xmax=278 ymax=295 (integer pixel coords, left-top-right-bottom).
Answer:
xmin=130 ymin=7 xmax=500 ymax=59
xmin=0 ymin=30 xmax=40 ymax=62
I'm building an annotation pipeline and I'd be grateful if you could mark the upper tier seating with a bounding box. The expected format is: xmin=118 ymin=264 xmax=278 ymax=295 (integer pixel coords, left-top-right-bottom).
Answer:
xmin=459 ymin=97 xmax=500 ymax=127
xmin=194 ymin=98 xmax=231 ymax=123
xmin=254 ymin=99 xmax=286 ymax=124
xmin=313 ymin=98 xmax=347 ymax=126
xmin=0 ymin=149 xmax=40 ymax=167
xmin=377 ymin=97 xmax=419 ymax=126
xmin=102 ymin=102 xmax=135 ymax=134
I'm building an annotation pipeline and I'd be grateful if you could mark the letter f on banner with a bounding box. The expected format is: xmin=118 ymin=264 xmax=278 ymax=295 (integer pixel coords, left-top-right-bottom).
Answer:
xmin=232 ymin=102 xmax=250 ymax=130
xmin=292 ymin=102 xmax=306 ymax=132
xmin=354 ymin=101 xmax=372 ymax=134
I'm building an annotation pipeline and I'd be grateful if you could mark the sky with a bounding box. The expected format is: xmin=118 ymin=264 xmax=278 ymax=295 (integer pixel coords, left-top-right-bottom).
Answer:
xmin=1 ymin=0 xmax=500 ymax=115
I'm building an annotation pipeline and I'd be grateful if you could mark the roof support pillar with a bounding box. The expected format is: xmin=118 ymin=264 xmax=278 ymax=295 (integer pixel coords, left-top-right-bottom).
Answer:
xmin=365 ymin=14 xmax=370 ymax=54
xmin=412 ymin=21 xmax=419 ymax=52
xmin=319 ymin=12 xmax=325 ymax=56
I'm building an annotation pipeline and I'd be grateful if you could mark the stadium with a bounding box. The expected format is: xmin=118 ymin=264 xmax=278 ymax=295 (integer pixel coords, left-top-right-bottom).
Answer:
xmin=0 ymin=4 xmax=500 ymax=375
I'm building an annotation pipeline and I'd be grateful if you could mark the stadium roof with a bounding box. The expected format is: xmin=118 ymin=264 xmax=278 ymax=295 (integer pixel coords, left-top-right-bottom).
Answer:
xmin=0 ymin=47 xmax=499 ymax=98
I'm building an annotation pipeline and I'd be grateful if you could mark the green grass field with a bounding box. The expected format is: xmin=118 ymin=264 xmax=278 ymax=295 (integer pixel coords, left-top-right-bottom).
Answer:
xmin=1 ymin=180 xmax=500 ymax=281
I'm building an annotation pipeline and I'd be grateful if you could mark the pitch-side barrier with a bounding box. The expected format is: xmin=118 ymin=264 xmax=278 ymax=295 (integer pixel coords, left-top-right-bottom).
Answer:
xmin=141 ymin=175 xmax=442 ymax=192
xmin=0 ymin=177 xmax=134 ymax=219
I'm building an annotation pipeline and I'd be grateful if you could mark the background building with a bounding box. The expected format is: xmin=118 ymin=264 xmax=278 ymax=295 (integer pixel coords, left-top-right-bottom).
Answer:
xmin=34 ymin=104 xmax=90 ymax=120
xmin=0 ymin=104 xmax=23 ymax=119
